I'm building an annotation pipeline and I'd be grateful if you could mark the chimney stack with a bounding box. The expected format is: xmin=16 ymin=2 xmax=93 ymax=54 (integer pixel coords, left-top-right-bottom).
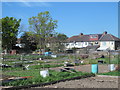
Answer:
xmin=80 ymin=33 xmax=83 ymax=36
xmin=103 ymin=31 xmax=107 ymax=35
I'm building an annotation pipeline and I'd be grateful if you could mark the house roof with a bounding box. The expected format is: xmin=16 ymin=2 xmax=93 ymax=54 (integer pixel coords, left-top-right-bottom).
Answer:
xmin=67 ymin=33 xmax=120 ymax=42
xmin=67 ymin=35 xmax=90 ymax=42
xmin=99 ymin=34 xmax=120 ymax=41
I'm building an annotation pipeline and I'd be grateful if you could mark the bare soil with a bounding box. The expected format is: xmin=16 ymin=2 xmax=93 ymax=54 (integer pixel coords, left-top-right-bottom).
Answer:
xmin=36 ymin=64 xmax=119 ymax=88
xmin=35 ymin=76 xmax=119 ymax=88
xmin=50 ymin=64 xmax=116 ymax=73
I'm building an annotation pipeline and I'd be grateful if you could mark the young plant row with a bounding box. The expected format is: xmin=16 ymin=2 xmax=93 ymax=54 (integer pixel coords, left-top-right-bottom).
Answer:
xmin=3 ymin=69 xmax=94 ymax=86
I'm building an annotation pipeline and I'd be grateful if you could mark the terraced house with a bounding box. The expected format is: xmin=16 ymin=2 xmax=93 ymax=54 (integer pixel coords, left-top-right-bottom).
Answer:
xmin=66 ymin=31 xmax=120 ymax=50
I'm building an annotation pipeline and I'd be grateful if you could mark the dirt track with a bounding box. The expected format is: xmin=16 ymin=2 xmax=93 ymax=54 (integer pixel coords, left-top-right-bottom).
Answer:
xmin=35 ymin=76 xmax=119 ymax=88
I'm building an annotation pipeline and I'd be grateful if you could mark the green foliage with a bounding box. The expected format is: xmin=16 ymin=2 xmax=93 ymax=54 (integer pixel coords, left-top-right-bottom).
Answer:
xmin=57 ymin=33 xmax=68 ymax=41
xmin=3 ymin=54 xmax=21 ymax=59
xmin=48 ymin=33 xmax=68 ymax=53
xmin=20 ymin=32 xmax=37 ymax=52
xmin=3 ymin=70 xmax=94 ymax=86
xmin=28 ymin=11 xmax=58 ymax=50
xmin=29 ymin=64 xmax=63 ymax=69
xmin=3 ymin=54 xmax=52 ymax=60
xmin=98 ymin=71 xmax=120 ymax=76
xmin=1 ymin=17 xmax=21 ymax=51
xmin=2 ymin=54 xmax=95 ymax=86
xmin=2 ymin=67 xmax=23 ymax=71
xmin=87 ymin=55 xmax=119 ymax=64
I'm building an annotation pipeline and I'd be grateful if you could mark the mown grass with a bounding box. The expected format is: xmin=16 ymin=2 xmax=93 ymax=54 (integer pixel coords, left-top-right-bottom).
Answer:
xmin=3 ymin=69 xmax=94 ymax=86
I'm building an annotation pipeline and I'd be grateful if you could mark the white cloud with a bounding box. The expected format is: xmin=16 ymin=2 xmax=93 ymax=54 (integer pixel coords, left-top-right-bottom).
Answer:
xmin=21 ymin=1 xmax=31 ymax=7
xmin=3 ymin=0 xmax=51 ymax=7
xmin=20 ymin=2 xmax=51 ymax=7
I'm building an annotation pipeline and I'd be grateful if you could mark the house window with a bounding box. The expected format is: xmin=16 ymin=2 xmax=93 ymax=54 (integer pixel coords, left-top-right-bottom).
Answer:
xmin=85 ymin=42 xmax=87 ymax=45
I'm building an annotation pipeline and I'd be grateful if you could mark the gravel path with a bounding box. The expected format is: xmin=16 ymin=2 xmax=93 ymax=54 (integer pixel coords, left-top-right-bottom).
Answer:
xmin=35 ymin=76 xmax=119 ymax=88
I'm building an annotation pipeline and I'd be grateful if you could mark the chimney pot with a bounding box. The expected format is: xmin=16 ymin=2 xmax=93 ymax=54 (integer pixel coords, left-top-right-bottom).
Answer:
xmin=103 ymin=31 xmax=107 ymax=35
xmin=80 ymin=33 xmax=83 ymax=36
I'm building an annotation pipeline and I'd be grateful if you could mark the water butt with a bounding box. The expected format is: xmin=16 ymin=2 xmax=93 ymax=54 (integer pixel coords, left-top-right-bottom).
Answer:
xmin=91 ymin=64 xmax=98 ymax=74
xmin=40 ymin=69 xmax=49 ymax=78
xmin=109 ymin=64 xmax=115 ymax=71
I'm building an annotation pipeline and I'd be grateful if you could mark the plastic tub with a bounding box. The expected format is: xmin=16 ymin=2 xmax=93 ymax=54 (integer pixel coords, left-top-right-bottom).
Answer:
xmin=109 ymin=64 xmax=115 ymax=71
xmin=91 ymin=64 xmax=98 ymax=74
xmin=40 ymin=70 xmax=49 ymax=78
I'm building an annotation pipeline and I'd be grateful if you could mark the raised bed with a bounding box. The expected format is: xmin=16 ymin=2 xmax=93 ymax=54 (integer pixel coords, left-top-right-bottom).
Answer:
xmin=3 ymin=73 xmax=95 ymax=89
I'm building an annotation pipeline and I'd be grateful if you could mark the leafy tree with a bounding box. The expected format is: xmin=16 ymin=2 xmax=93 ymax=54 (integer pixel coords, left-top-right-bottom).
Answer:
xmin=28 ymin=11 xmax=57 ymax=52
xmin=48 ymin=33 xmax=68 ymax=53
xmin=0 ymin=20 xmax=2 ymax=53
xmin=20 ymin=32 xmax=37 ymax=53
xmin=57 ymin=33 xmax=68 ymax=52
xmin=57 ymin=33 xmax=68 ymax=42
xmin=1 ymin=17 xmax=21 ymax=52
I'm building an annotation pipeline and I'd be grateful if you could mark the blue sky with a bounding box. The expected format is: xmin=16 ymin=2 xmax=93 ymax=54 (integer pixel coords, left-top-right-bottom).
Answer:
xmin=2 ymin=2 xmax=118 ymax=38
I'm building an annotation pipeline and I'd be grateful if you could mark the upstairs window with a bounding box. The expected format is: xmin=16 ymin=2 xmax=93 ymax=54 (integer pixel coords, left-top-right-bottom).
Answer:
xmin=85 ymin=42 xmax=87 ymax=45
xmin=111 ymin=42 xmax=113 ymax=45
